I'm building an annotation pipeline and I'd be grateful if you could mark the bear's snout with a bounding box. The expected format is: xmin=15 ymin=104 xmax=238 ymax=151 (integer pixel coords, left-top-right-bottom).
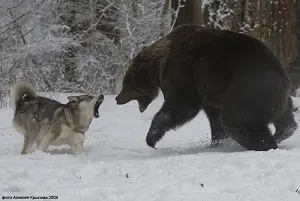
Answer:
xmin=115 ymin=95 xmax=125 ymax=105
xmin=115 ymin=89 xmax=133 ymax=105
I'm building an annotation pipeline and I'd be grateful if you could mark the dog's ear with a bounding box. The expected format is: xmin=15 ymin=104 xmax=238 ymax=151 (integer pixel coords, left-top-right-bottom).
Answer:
xmin=21 ymin=93 xmax=32 ymax=102
xmin=21 ymin=93 xmax=28 ymax=100
xmin=67 ymin=96 xmax=78 ymax=102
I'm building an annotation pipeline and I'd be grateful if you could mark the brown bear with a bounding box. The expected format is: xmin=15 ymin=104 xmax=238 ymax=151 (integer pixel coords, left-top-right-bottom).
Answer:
xmin=115 ymin=24 xmax=298 ymax=151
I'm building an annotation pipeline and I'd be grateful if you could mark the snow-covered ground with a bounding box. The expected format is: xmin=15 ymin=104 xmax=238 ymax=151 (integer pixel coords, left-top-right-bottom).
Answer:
xmin=1 ymin=94 xmax=300 ymax=201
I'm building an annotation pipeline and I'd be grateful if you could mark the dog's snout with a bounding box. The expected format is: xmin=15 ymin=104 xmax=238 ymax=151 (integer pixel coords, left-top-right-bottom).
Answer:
xmin=99 ymin=94 xmax=104 ymax=101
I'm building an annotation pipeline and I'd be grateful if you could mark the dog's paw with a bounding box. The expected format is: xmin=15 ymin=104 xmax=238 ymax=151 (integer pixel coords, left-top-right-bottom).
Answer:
xmin=21 ymin=151 xmax=28 ymax=155
xmin=71 ymin=144 xmax=84 ymax=155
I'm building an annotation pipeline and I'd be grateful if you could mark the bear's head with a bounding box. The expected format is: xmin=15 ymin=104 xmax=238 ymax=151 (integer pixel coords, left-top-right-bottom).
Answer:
xmin=115 ymin=49 xmax=159 ymax=113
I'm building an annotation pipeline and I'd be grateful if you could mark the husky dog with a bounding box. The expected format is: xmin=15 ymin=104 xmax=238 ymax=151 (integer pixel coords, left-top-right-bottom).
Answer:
xmin=10 ymin=81 xmax=104 ymax=155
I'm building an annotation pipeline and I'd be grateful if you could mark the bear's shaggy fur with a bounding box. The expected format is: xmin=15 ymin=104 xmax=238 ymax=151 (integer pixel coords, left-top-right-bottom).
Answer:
xmin=116 ymin=24 xmax=298 ymax=151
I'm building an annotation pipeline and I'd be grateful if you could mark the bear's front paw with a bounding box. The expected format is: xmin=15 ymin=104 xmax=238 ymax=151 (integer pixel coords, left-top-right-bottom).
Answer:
xmin=146 ymin=135 xmax=158 ymax=149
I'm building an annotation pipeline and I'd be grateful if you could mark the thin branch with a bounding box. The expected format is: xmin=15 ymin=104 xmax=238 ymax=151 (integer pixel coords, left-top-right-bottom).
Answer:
xmin=0 ymin=12 xmax=29 ymax=34
xmin=0 ymin=0 xmax=26 ymax=11
xmin=83 ymin=1 xmax=116 ymax=35
xmin=23 ymin=27 xmax=35 ymax=37
xmin=170 ymin=0 xmax=183 ymax=30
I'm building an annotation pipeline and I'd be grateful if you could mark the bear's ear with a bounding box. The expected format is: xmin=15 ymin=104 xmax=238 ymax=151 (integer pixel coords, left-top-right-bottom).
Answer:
xmin=139 ymin=45 xmax=148 ymax=57
xmin=137 ymin=63 xmax=147 ymax=73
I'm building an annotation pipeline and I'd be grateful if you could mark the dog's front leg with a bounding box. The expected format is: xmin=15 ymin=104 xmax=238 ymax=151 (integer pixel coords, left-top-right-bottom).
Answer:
xmin=21 ymin=132 xmax=36 ymax=155
xmin=70 ymin=132 xmax=85 ymax=155
xmin=38 ymin=132 xmax=57 ymax=152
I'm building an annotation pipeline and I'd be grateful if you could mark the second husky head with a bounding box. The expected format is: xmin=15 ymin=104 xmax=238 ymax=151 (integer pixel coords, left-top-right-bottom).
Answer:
xmin=67 ymin=94 xmax=104 ymax=118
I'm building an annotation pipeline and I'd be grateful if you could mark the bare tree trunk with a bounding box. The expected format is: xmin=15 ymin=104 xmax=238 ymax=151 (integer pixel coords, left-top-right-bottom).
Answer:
xmin=160 ymin=0 xmax=172 ymax=36
xmin=58 ymin=0 xmax=78 ymax=84
xmin=0 ymin=48 xmax=8 ymax=108
xmin=171 ymin=0 xmax=203 ymax=27
xmin=0 ymin=50 xmax=4 ymax=108
xmin=291 ymin=0 xmax=300 ymax=68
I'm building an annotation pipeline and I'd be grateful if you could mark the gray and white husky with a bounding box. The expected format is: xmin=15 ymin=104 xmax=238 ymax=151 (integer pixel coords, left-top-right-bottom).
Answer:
xmin=10 ymin=81 xmax=104 ymax=155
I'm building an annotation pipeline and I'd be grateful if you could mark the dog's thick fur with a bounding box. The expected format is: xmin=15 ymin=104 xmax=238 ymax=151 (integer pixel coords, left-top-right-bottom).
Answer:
xmin=10 ymin=81 xmax=104 ymax=155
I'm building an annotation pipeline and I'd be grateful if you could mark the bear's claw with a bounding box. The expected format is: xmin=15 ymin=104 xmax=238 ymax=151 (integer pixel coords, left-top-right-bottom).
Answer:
xmin=146 ymin=136 xmax=157 ymax=149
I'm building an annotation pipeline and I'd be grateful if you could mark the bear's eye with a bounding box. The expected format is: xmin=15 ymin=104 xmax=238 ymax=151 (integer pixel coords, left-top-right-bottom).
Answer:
xmin=131 ymin=85 xmax=144 ymax=95
xmin=124 ymin=75 xmax=132 ymax=85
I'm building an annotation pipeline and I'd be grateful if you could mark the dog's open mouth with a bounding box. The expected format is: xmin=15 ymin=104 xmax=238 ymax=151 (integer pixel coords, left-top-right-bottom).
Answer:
xmin=94 ymin=95 xmax=104 ymax=118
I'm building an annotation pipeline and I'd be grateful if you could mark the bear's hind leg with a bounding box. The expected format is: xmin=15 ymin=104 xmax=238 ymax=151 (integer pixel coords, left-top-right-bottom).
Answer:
xmin=220 ymin=119 xmax=277 ymax=151
xmin=202 ymin=102 xmax=228 ymax=147
xmin=273 ymin=97 xmax=298 ymax=143
xmin=220 ymin=83 xmax=278 ymax=151
xmin=146 ymin=95 xmax=201 ymax=148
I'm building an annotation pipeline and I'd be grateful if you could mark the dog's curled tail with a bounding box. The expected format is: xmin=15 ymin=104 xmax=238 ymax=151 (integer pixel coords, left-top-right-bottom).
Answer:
xmin=10 ymin=81 xmax=37 ymax=111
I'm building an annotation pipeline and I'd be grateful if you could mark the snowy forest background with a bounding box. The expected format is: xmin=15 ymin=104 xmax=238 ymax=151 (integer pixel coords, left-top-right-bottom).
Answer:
xmin=0 ymin=0 xmax=299 ymax=108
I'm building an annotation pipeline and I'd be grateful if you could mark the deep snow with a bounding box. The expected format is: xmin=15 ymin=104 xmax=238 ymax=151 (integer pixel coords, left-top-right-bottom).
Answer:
xmin=1 ymin=94 xmax=300 ymax=201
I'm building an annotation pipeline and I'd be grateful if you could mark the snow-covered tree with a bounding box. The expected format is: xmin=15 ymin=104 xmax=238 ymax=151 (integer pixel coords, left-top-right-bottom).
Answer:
xmin=0 ymin=0 xmax=171 ymax=107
